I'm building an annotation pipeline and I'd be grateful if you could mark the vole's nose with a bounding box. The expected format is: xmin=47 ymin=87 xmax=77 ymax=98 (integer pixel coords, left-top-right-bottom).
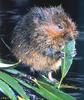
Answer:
xmin=64 ymin=32 xmax=74 ymax=41
xmin=67 ymin=35 xmax=73 ymax=41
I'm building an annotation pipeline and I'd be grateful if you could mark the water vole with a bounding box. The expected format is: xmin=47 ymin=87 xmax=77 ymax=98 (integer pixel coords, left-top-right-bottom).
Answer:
xmin=11 ymin=6 xmax=78 ymax=81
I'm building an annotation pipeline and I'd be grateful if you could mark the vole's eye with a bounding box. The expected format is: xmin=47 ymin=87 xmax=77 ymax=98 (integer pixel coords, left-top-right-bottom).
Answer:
xmin=55 ymin=24 xmax=64 ymax=32
xmin=57 ymin=24 xmax=64 ymax=29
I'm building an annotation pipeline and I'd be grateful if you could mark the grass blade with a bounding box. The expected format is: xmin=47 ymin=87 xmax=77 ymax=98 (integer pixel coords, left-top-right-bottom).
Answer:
xmin=0 ymin=59 xmax=19 ymax=68
xmin=38 ymin=80 xmax=76 ymax=100
xmin=17 ymin=78 xmax=60 ymax=100
xmin=17 ymin=78 xmax=76 ymax=100
xmin=0 ymin=80 xmax=17 ymax=100
xmin=2 ymin=68 xmax=26 ymax=77
xmin=0 ymin=72 xmax=29 ymax=100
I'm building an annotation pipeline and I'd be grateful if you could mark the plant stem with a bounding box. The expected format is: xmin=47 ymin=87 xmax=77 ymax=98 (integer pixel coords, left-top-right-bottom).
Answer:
xmin=58 ymin=77 xmax=64 ymax=89
xmin=1 ymin=38 xmax=11 ymax=51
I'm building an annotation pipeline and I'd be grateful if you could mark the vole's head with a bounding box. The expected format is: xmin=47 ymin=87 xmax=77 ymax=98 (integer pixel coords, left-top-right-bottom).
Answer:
xmin=30 ymin=6 xmax=78 ymax=58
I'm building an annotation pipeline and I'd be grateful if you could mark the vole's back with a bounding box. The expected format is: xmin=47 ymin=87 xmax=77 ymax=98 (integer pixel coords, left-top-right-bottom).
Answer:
xmin=11 ymin=6 xmax=78 ymax=72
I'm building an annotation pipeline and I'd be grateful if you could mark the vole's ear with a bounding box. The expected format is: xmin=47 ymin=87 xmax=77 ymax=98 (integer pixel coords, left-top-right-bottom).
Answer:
xmin=56 ymin=5 xmax=64 ymax=12
xmin=57 ymin=5 xmax=62 ymax=9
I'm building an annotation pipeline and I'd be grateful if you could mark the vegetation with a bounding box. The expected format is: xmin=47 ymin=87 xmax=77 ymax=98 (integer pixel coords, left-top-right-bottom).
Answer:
xmin=0 ymin=40 xmax=76 ymax=100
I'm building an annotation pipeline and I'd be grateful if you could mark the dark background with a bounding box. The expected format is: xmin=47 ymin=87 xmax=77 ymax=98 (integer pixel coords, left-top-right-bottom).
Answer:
xmin=0 ymin=0 xmax=84 ymax=100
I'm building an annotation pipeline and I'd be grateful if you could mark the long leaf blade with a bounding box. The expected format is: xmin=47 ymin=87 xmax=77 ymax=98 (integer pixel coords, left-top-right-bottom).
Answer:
xmin=0 ymin=59 xmax=19 ymax=68
xmin=17 ymin=79 xmax=60 ymax=100
xmin=61 ymin=40 xmax=75 ymax=78
xmin=38 ymin=81 xmax=76 ymax=100
xmin=17 ymin=78 xmax=76 ymax=100
xmin=58 ymin=40 xmax=76 ymax=88
xmin=0 ymin=80 xmax=17 ymax=100
xmin=0 ymin=72 xmax=29 ymax=100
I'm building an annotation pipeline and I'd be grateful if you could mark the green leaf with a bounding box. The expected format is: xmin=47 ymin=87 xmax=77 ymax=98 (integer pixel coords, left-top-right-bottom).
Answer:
xmin=17 ymin=78 xmax=76 ymax=100
xmin=17 ymin=79 xmax=60 ymax=100
xmin=2 ymin=68 xmax=26 ymax=77
xmin=0 ymin=72 xmax=29 ymax=100
xmin=61 ymin=40 xmax=75 ymax=78
xmin=0 ymin=80 xmax=17 ymax=100
xmin=58 ymin=40 xmax=76 ymax=88
xmin=0 ymin=59 xmax=19 ymax=68
xmin=38 ymin=81 xmax=76 ymax=100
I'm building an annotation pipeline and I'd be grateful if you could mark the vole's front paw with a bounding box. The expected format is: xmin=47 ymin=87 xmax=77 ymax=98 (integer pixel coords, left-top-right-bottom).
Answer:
xmin=42 ymin=47 xmax=64 ymax=59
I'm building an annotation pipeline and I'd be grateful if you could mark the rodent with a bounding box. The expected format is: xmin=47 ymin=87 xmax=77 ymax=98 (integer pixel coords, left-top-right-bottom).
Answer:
xmin=11 ymin=6 xmax=78 ymax=81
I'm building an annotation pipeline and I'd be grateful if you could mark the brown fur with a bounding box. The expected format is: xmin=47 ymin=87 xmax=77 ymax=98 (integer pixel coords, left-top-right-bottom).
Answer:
xmin=11 ymin=6 xmax=78 ymax=73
